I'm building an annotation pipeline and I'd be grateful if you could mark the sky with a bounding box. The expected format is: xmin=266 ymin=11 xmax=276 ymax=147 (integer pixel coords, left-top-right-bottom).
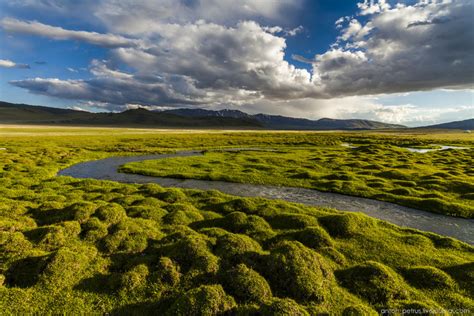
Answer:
xmin=0 ymin=0 xmax=473 ymax=127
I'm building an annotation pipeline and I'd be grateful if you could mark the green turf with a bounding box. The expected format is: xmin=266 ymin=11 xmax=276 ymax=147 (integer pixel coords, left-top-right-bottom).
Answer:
xmin=122 ymin=142 xmax=474 ymax=218
xmin=0 ymin=128 xmax=473 ymax=314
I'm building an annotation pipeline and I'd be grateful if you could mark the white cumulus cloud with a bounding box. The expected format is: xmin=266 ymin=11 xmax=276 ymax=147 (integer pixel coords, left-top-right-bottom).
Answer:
xmin=0 ymin=58 xmax=30 ymax=68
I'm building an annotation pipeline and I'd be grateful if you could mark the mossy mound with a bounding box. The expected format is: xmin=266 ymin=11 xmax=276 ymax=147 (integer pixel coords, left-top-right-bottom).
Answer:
xmin=126 ymin=205 xmax=168 ymax=222
xmin=260 ymin=297 xmax=309 ymax=315
xmin=402 ymin=266 xmax=456 ymax=289
xmin=119 ymin=264 xmax=149 ymax=296
xmin=162 ymin=208 xmax=204 ymax=226
xmin=81 ymin=217 xmax=108 ymax=242
xmin=157 ymin=235 xmax=219 ymax=274
xmin=1 ymin=132 xmax=473 ymax=314
xmin=39 ymin=246 xmax=96 ymax=291
xmin=203 ymin=211 xmax=275 ymax=241
xmin=156 ymin=188 xmax=188 ymax=203
xmin=5 ymin=255 xmax=49 ymax=288
xmin=221 ymin=263 xmax=272 ymax=303
xmin=263 ymin=241 xmax=333 ymax=302
xmin=165 ymin=284 xmax=236 ymax=315
xmin=336 ymin=261 xmax=409 ymax=305
xmin=294 ymin=226 xmax=333 ymax=248
xmin=102 ymin=218 xmax=161 ymax=253
xmin=150 ymin=257 xmax=181 ymax=287
xmin=342 ymin=304 xmax=378 ymax=316
xmin=214 ymin=232 xmax=263 ymax=260
xmin=319 ymin=213 xmax=376 ymax=238
xmin=68 ymin=201 xmax=99 ymax=224
xmin=94 ymin=203 xmax=126 ymax=225
xmin=265 ymin=213 xmax=319 ymax=229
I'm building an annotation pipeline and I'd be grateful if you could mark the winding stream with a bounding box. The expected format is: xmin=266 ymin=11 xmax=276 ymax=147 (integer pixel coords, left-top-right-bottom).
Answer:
xmin=58 ymin=150 xmax=474 ymax=244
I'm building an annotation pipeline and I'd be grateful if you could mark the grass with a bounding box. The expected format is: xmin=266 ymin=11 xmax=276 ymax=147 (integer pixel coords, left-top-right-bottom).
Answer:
xmin=0 ymin=127 xmax=473 ymax=314
xmin=122 ymin=141 xmax=474 ymax=218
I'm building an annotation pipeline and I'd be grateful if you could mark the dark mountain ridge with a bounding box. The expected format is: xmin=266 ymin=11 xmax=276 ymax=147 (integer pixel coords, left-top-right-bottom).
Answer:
xmin=0 ymin=102 xmax=261 ymax=128
xmin=3 ymin=101 xmax=467 ymax=130
xmin=415 ymin=118 xmax=473 ymax=130
xmin=163 ymin=108 xmax=406 ymax=130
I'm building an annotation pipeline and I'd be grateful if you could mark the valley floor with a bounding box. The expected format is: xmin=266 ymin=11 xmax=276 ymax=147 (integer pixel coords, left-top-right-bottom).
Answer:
xmin=0 ymin=127 xmax=473 ymax=314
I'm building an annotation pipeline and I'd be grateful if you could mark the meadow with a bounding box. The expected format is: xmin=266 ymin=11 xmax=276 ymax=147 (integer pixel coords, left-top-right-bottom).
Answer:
xmin=123 ymin=134 xmax=474 ymax=218
xmin=0 ymin=127 xmax=473 ymax=314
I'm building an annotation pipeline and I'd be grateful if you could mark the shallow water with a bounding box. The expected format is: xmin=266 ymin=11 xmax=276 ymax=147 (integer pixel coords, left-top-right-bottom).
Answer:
xmin=404 ymin=145 xmax=469 ymax=153
xmin=400 ymin=145 xmax=469 ymax=154
xmin=58 ymin=150 xmax=474 ymax=244
xmin=340 ymin=143 xmax=358 ymax=148
xmin=340 ymin=143 xmax=470 ymax=153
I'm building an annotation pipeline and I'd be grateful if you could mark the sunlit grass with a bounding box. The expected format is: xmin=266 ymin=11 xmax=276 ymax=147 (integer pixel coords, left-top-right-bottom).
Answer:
xmin=0 ymin=127 xmax=473 ymax=314
xmin=123 ymin=143 xmax=474 ymax=218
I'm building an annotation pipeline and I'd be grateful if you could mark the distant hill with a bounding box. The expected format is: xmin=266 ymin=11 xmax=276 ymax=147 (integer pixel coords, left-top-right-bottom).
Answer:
xmin=0 ymin=102 xmax=261 ymax=128
xmin=164 ymin=108 xmax=406 ymax=130
xmin=0 ymin=101 xmax=421 ymax=130
xmin=417 ymin=118 xmax=474 ymax=130
xmin=163 ymin=108 xmax=252 ymax=119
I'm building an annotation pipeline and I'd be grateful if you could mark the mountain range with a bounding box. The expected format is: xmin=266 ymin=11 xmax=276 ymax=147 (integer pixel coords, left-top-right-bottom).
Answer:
xmin=415 ymin=118 xmax=473 ymax=130
xmin=162 ymin=108 xmax=406 ymax=130
xmin=1 ymin=101 xmax=472 ymax=130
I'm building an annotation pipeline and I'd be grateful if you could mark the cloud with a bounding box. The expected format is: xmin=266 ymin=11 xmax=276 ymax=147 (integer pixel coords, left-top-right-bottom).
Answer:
xmin=357 ymin=0 xmax=390 ymax=16
xmin=285 ymin=25 xmax=304 ymax=37
xmin=291 ymin=54 xmax=314 ymax=64
xmin=1 ymin=18 xmax=138 ymax=48
xmin=9 ymin=73 xmax=201 ymax=108
xmin=10 ymin=22 xmax=320 ymax=107
xmin=341 ymin=103 xmax=474 ymax=127
xmin=313 ymin=0 xmax=474 ymax=97
xmin=4 ymin=0 xmax=474 ymax=123
xmin=116 ymin=21 xmax=316 ymax=98
xmin=70 ymin=106 xmax=88 ymax=112
xmin=0 ymin=58 xmax=30 ymax=68
xmin=95 ymin=0 xmax=302 ymax=34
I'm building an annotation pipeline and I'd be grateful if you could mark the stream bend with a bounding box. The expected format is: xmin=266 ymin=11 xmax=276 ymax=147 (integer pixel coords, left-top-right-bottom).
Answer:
xmin=58 ymin=150 xmax=474 ymax=245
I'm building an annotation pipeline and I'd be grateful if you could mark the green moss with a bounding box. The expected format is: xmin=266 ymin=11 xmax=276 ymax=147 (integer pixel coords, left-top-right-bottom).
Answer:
xmin=264 ymin=241 xmax=333 ymax=302
xmin=319 ymin=212 xmax=377 ymax=238
xmin=165 ymin=284 xmax=236 ymax=316
xmin=260 ymin=298 xmax=309 ymax=316
xmin=403 ymin=266 xmax=456 ymax=290
xmin=39 ymin=246 xmax=96 ymax=291
xmin=158 ymin=235 xmax=220 ymax=274
xmin=150 ymin=257 xmax=181 ymax=287
xmin=342 ymin=304 xmax=378 ymax=316
xmin=58 ymin=221 xmax=81 ymax=237
xmin=162 ymin=204 xmax=204 ymax=225
xmin=68 ymin=202 xmax=98 ymax=223
xmin=126 ymin=205 xmax=168 ymax=222
xmin=5 ymin=255 xmax=49 ymax=288
xmin=1 ymin=129 xmax=473 ymax=314
xmin=335 ymin=261 xmax=409 ymax=306
xmin=221 ymin=263 xmax=272 ymax=303
xmin=157 ymin=188 xmax=188 ymax=203
xmin=0 ymin=231 xmax=33 ymax=255
xmin=122 ymin=139 xmax=474 ymax=218
xmin=94 ymin=203 xmax=126 ymax=225
xmin=266 ymin=213 xmax=319 ymax=229
xmin=81 ymin=217 xmax=108 ymax=242
xmin=214 ymin=232 xmax=263 ymax=260
xmin=214 ymin=212 xmax=274 ymax=241
xmin=119 ymin=264 xmax=149 ymax=295
xmin=102 ymin=218 xmax=160 ymax=253
xmin=287 ymin=226 xmax=334 ymax=249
